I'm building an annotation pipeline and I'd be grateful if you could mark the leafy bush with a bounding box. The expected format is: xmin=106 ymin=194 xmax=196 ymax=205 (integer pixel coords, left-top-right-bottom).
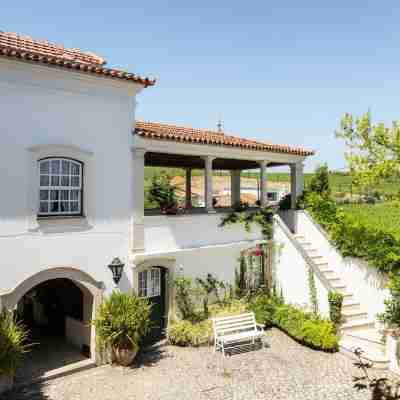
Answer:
xmin=272 ymin=303 xmax=339 ymax=351
xmin=167 ymin=320 xmax=212 ymax=346
xmin=0 ymin=311 xmax=30 ymax=376
xmin=308 ymin=164 xmax=331 ymax=196
xmin=167 ymin=300 xmax=248 ymax=347
xmin=93 ymin=291 xmax=152 ymax=350
xmin=248 ymin=294 xmax=281 ymax=326
xmin=147 ymin=173 xmax=178 ymax=212
xmin=328 ymin=291 xmax=343 ymax=330
xmin=248 ymin=296 xmax=338 ymax=351
xmin=379 ymin=272 xmax=400 ymax=328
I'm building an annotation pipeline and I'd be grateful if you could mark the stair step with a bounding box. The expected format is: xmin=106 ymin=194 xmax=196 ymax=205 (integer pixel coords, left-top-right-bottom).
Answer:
xmin=340 ymin=339 xmax=389 ymax=369
xmin=341 ymin=319 xmax=376 ymax=332
xmin=342 ymin=310 xmax=369 ymax=322
xmin=342 ymin=300 xmax=361 ymax=312
xmin=343 ymin=328 xmax=384 ymax=345
xmin=327 ymin=277 xmax=342 ymax=285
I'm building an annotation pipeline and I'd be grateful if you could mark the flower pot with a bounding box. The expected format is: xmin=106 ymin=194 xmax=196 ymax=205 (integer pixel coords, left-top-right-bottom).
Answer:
xmin=113 ymin=345 xmax=138 ymax=367
xmin=0 ymin=374 xmax=14 ymax=395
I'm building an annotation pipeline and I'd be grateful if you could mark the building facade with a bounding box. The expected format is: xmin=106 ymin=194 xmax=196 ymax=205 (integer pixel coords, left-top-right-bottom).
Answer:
xmin=0 ymin=31 xmax=313 ymax=364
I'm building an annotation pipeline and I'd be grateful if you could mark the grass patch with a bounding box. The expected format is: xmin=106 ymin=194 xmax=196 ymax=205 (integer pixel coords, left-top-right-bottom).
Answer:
xmin=341 ymin=203 xmax=400 ymax=240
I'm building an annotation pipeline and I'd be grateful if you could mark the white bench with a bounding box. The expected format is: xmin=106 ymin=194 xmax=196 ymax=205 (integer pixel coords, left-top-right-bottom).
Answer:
xmin=212 ymin=312 xmax=264 ymax=356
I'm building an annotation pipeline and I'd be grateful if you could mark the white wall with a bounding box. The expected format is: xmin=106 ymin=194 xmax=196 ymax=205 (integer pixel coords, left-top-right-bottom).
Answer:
xmin=273 ymin=216 xmax=330 ymax=316
xmin=296 ymin=211 xmax=389 ymax=320
xmin=66 ymin=316 xmax=91 ymax=349
xmin=0 ymin=58 xmax=141 ymax=297
xmin=144 ymin=213 xmax=263 ymax=253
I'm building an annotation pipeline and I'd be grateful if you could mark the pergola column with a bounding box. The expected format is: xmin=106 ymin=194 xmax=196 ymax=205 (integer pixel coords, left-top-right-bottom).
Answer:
xmin=131 ymin=148 xmax=146 ymax=253
xmin=259 ymin=160 xmax=268 ymax=207
xmin=290 ymin=161 xmax=304 ymax=209
xmin=185 ymin=168 xmax=192 ymax=209
xmin=230 ymin=170 xmax=241 ymax=207
xmin=202 ymin=156 xmax=216 ymax=213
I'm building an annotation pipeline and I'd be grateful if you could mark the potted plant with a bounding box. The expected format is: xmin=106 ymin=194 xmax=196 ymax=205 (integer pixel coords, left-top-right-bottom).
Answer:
xmin=0 ymin=310 xmax=30 ymax=395
xmin=148 ymin=173 xmax=179 ymax=215
xmin=93 ymin=291 xmax=152 ymax=366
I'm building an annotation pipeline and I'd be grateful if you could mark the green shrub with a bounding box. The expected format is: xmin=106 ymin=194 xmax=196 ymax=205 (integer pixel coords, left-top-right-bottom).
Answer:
xmin=308 ymin=164 xmax=331 ymax=196
xmin=167 ymin=320 xmax=212 ymax=347
xmin=249 ymin=297 xmax=339 ymax=352
xmin=167 ymin=300 xmax=248 ymax=347
xmin=378 ymin=272 xmax=400 ymax=328
xmin=0 ymin=311 xmax=30 ymax=376
xmin=328 ymin=291 xmax=343 ymax=330
xmin=248 ymin=294 xmax=280 ymax=326
xmin=273 ymin=303 xmax=338 ymax=351
xmin=93 ymin=291 xmax=152 ymax=350
xmin=147 ymin=173 xmax=178 ymax=211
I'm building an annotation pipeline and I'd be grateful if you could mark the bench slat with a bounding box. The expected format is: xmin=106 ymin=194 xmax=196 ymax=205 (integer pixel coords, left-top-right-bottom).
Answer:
xmin=212 ymin=312 xmax=254 ymax=322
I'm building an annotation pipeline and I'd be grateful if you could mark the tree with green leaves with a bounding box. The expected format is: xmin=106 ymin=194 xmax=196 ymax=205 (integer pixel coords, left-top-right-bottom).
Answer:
xmin=336 ymin=112 xmax=400 ymax=194
xmin=308 ymin=164 xmax=330 ymax=196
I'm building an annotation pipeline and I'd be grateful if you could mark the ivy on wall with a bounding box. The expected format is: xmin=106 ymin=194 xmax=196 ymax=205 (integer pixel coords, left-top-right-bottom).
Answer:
xmin=307 ymin=267 xmax=319 ymax=316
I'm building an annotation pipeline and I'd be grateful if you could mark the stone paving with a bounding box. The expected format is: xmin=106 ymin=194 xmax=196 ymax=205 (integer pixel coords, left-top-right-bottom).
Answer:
xmin=4 ymin=328 xmax=396 ymax=400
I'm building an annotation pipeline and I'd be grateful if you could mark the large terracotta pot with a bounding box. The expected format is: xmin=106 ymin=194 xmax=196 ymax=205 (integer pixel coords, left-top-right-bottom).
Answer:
xmin=0 ymin=374 xmax=14 ymax=395
xmin=113 ymin=345 xmax=138 ymax=367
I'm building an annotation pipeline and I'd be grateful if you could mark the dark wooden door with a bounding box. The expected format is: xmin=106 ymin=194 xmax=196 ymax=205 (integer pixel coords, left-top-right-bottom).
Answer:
xmin=142 ymin=267 xmax=166 ymax=345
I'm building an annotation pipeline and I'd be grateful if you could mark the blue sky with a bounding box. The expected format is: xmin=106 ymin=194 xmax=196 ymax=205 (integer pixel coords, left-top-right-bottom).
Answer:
xmin=3 ymin=1 xmax=400 ymax=171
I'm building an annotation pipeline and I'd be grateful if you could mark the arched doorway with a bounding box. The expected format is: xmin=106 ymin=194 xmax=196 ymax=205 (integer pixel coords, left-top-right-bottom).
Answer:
xmin=0 ymin=267 xmax=103 ymax=378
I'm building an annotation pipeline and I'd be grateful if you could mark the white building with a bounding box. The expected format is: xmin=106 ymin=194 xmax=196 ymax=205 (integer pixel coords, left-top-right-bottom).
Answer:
xmin=0 ymin=31 xmax=313 ymax=367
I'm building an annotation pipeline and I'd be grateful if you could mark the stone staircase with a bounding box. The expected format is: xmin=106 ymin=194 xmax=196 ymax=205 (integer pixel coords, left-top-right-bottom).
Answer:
xmin=294 ymin=233 xmax=389 ymax=369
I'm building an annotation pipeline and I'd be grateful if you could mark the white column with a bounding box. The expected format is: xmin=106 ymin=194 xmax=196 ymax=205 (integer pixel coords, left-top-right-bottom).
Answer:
xmin=185 ymin=168 xmax=192 ymax=209
xmin=131 ymin=148 xmax=146 ymax=253
xmin=290 ymin=161 xmax=304 ymax=209
xmin=259 ymin=160 xmax=268 ymax=207
xmin=202 ymin=156 xmax=216 ymax=212
xmin=230 ymin=170 xmax=241 ymax=207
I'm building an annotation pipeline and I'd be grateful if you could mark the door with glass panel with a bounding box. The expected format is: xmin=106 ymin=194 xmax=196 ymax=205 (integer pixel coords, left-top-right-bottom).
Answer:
xmin=138 ymin=267 xmax=166 ymax=344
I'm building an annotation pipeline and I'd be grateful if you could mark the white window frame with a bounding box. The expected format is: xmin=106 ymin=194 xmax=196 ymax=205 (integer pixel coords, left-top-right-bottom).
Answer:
xmin=38 ymin=157 xmax=83 ymax=216
xmin=138 ymin=268 xmax=161 ymax=298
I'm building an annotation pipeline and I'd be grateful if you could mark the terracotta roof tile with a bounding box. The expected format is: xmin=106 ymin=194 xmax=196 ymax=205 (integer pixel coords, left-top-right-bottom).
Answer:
xmin=0 ymin=31 xmax=155 ymax=87
xmin=134 ymin=121 xmax=315 ymax=156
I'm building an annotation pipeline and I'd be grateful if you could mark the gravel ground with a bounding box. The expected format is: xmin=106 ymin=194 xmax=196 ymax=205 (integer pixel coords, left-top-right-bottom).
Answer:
xmin=4 ymin=328 xmax=396 ymax=400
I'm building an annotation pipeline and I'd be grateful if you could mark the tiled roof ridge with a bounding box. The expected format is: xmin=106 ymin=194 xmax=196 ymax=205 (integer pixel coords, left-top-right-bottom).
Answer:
xmin=135 ymin=120 xmax=315 ymax=156
xmin=0 ymin=31 xmax=106 ymax=65
xmin=0 ymin=30 xmax=156 ymax=87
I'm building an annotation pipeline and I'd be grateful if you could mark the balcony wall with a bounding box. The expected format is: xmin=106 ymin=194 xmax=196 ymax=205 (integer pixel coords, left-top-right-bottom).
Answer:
xmin=144 ymin=212 xmax=263 ymax=253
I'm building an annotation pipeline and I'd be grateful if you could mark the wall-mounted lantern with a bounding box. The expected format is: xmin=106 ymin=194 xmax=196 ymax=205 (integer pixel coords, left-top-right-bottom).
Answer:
xmin=108 ymin=257 xmax=125 ymax=285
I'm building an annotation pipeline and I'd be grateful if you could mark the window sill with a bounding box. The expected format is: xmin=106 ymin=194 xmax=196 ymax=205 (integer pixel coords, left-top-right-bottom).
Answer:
xmin=30 ymin=215 xmax=92 ymax=233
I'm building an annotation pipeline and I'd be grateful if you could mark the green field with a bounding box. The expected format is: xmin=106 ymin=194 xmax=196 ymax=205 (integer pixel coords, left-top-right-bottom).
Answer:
xmin=341 ymin=203 xmax=400 ymax=240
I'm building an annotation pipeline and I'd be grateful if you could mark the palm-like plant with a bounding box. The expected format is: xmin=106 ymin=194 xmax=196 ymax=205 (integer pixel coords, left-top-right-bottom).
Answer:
xmin=0 ymin=310 xmax=30 ymax=377
xmin=147 ymin=173 xmax=178 ymax=213
xmin=93 ymin=292 xmax=152 ymax=351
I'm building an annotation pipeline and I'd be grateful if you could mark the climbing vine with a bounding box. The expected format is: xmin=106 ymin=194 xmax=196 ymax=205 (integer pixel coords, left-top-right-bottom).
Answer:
xmin=308 ymin=267 xmax=319 ymax=315
xmin=219 ymin=206 xmax=274 ymax=240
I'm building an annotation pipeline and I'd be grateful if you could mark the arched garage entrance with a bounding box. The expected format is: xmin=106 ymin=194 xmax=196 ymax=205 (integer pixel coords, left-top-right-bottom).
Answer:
xmin=0 ymin=267 xmax=103 ymax=379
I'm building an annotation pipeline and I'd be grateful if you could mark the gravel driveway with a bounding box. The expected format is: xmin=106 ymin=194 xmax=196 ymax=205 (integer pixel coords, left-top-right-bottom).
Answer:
xmin=4 ymin=328 xmax=394 ymax=400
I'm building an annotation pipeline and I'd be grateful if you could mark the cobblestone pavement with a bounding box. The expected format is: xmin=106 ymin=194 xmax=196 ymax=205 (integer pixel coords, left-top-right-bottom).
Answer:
xmin=4 ymin=328 xmax=397 ymax=400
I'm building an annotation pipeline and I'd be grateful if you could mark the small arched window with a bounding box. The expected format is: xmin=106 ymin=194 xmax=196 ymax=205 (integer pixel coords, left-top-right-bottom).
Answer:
xmin=38 ymin=158 xmax=83 ymax=216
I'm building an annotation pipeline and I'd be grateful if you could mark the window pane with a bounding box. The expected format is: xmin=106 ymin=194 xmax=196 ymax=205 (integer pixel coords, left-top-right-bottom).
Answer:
xmin=40 ymin=175 xmax=49 ymax=186
xmin=40 ymin=190 xmax=49 ymax=201
xmin=71 ymin=176 xmax=80 ymax=187
xmin=60 ymin=190 xmax=69 ymax=201
xmin=71 ymin=190 xmax=80 ymax=201
xmin=138 ymin=271 xmax=147 ymax=297
xmin=71 ymin=163 xmax=80 ymax=176
xmin=39 ymin=202 xmax=49 ymax=213
xmin=51 ymin=160 xmax=60 ymax=174
xmin=60 ymin=202 xmax=70 ymax=212
xmin=61 ymin=176 xmax=70 ymax=186
xmin=40 ymin=161 xmax=49 ymax=174
xmin=51 ymin=176 xmax=60 ymax=186
xmin=50 ymin=190 xmax=59 ymax=201
xmin=70 ymin=202 xmax=79 ymax=212
xmin=50 ymin=202 xmax=59 ymax=212
xmin=61 ymin=160 xmax=70 ymax=174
